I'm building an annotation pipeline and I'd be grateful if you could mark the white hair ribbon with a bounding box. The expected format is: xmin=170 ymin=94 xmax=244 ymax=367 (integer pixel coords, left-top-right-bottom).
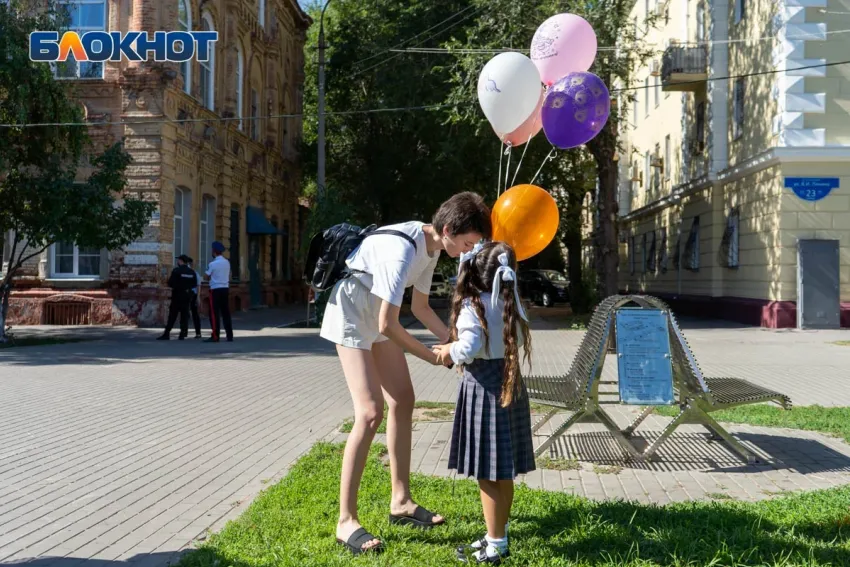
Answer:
xmin=458 ymin=240 xmax=486 ymax=273
xmin=491 ymin=252 xmax=529 ymax=322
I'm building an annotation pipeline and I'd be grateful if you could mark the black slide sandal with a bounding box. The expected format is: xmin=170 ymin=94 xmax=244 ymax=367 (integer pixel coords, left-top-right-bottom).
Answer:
xmin=336 ymin=527 xmax=384 ymax=555
xmin=389 ymin=505 xmax=446 ymax=529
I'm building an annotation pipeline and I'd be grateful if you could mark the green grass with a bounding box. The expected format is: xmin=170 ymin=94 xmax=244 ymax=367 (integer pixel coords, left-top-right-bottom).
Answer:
xmin=652 ymin=404 xmax=850 ymax=443
xmin=0 ymin=337 xmax=89 ymax=349
xmin=178 ymin=442 xmax=850 ymax=567
xmin=832 ymin=340 xmax=850 ymax=347
xmin=537 ymin=456 xmax=581 ymax=471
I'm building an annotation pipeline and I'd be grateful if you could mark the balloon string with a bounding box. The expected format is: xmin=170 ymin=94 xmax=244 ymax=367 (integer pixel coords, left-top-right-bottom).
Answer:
xmin=510 ymin=132 xmax=533 ymax=188
xmin=530 ymin=147 xmax=557 ymax=186
xmin=497 ymin=141 xmax=504 ymax=196
xmin=503 ymin=144 xmax=512 ymax=194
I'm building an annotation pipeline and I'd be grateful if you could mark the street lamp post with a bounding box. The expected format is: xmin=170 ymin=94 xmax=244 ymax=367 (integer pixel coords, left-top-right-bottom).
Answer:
xmin=316 ymin=0 xmax=333 ymax=200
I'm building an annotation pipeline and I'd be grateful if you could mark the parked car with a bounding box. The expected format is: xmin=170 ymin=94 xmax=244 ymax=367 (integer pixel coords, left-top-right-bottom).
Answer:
xmin=430 ymin=273 xmax=452 ymax=298
xmin=518 ymin=269 xmax=570 ymax=307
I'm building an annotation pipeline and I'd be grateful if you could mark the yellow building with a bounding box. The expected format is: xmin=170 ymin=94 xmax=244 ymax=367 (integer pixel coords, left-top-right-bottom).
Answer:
xmin=2 ymin=0 xmax=310 ymax=327
xmin=618 ymin=0 xmax=850 ymax=328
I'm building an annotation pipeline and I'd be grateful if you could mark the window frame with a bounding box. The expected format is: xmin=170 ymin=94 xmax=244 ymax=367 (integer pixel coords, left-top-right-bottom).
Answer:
xmin=178 ymin=0 xmax=192 ymax=95
xmin=54 ymin=0 xmax=108 ymax=80
xmin=49 ymin=242 xmax=102 ymax=279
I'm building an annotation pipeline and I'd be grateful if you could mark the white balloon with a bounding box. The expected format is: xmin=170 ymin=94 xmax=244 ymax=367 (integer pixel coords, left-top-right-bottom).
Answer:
xmin=477 ymin=52 xmax=542 ymax=137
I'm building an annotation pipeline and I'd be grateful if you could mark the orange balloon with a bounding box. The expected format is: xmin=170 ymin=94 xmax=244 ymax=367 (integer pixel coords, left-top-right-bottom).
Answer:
xmin=491 ymin=184 xmax=559 ymax=261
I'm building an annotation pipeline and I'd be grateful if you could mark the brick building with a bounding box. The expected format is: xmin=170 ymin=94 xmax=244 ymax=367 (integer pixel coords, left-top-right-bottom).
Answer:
xmin=2 ymin=0 xmax=311 ymax=327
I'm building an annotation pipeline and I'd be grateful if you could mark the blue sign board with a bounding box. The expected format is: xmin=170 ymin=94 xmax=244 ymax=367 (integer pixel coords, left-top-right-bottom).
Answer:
xmin=784 ymin=177 xmax=840 ymax=202
xmin=615 ymin=308 xmax=675 ymax=405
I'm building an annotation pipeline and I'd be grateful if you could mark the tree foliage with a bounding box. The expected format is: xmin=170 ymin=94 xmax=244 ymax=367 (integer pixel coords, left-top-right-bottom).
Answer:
xmin=0 ymin=1 xmax=157 ymax=340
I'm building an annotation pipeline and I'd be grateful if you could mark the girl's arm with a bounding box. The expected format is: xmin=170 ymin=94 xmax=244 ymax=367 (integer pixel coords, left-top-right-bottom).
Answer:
xmin=410 ymin=289 xmax=450 ymax=343
xmin=438 ymin=305 xmax=482 ymax=366
xmin=378 ymin=300 xmax=448 ymax=366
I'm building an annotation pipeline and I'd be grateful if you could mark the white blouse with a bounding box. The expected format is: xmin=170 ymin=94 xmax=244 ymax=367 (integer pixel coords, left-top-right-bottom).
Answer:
xmin=449 ymin=293 xmax=526 ymax=365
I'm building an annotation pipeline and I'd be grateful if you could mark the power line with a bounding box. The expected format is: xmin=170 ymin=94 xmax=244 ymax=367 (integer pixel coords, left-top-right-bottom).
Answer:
xmin=344 ymin=4 xmax=486 ymax=79
xmin=2 ymin=59 xmax=848 ymax=129
xmin=345 ymin=4 xmax=479 ymax=69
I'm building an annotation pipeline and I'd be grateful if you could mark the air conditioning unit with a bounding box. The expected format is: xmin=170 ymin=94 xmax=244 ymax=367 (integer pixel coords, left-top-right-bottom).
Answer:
xmin=650 ymin=60 xmax=661 ymax=77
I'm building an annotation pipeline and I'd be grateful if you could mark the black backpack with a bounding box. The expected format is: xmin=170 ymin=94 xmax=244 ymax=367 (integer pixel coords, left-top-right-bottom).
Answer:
xmin=304 ymin=223 xmax=417 ymax=292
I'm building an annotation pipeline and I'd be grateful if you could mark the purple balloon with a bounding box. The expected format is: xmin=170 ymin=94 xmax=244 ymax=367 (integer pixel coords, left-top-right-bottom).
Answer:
xmin=541 ymin=72 xmax=610 ymax=149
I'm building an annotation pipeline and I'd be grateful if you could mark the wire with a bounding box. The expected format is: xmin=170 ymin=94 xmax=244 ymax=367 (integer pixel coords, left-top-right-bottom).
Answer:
xmin=345 ymin=4 xmax=479 ymax=69
xmin=344 ymin=4 xmax=486 ymax=79
xmin=2 ymin=59 xmax=849 ymax=128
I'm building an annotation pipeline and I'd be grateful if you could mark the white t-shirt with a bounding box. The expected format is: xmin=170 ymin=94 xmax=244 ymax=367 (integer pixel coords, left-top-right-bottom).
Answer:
xmin=206 ymin=256 xmax=231 ymax=290
xmin=449 ymin=293 xmax=526 ymax=365
xmin=345 ymin=221 xmax=440 ymax=307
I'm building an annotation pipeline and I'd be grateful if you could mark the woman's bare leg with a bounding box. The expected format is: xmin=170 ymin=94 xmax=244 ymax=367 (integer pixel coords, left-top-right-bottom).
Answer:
xmin=336 ymin=344 xmax=384 ymax=550
xmin=372 ymin=339 xmax=444 ymax=522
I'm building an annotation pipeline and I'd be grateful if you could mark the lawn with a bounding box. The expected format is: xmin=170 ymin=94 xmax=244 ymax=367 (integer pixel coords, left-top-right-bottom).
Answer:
xmin=179 ymin=443 xmax=850 ymax=567
xmin=653 ymin=404 xmax=850 ymax=443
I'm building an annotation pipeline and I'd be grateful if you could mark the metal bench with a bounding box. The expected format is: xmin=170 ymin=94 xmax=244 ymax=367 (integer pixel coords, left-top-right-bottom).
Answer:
xmin=525 ymin=294 xmax=792 ymax=464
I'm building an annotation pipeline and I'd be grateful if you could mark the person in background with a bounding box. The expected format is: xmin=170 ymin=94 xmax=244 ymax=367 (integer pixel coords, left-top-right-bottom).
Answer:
xmin=187 ymin=257 xmax=203 ymax=339
xmin=157 ymin=254 xmax=198 ymax=341
xmin=205 ymin=241 xmax=233 ymax=343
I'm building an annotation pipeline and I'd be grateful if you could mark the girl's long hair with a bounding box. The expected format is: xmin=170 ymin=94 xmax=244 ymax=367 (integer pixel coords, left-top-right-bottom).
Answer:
xmin=448 ymin=241 xmax=532 ymax=407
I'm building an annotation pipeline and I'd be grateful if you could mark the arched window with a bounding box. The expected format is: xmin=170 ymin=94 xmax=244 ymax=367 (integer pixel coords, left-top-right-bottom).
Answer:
xmin=178 ymin=0 xmax=191 ymax=94
xmin=236 ymin=44 xmax=244 ymax=130
xmin=199 ymin=12 xmax=215 ymax=110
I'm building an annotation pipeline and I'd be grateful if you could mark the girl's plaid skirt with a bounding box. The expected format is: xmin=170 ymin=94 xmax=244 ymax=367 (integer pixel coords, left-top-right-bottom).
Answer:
xmin=448 ymin=358 xmax=536 ymax=481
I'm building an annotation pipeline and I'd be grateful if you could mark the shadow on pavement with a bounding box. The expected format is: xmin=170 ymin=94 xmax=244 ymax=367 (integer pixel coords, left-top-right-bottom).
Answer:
xmin=1 ymin=550 xmax=188 ymax=567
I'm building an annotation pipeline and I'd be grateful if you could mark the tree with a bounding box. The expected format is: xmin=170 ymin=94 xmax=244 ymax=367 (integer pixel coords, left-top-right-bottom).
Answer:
xmin=0 ymin=1 xmax=157 ymax=341
xmin=444 ymin=0 xmax=657 ymax=297
xmin=300 ymin=0 xmax=491 ymax=226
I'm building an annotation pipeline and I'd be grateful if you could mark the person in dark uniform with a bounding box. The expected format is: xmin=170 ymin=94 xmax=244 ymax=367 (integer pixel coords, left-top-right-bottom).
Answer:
xmin=157 ymin=254 xmax=198 ymax=340
xmin=186 ymin=257 xmax=203 ymax=339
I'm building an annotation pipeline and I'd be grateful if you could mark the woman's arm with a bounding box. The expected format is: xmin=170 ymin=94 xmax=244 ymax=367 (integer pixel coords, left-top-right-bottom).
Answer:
xmin=378 ymin=300 xmax=449 ymax=366
xmin=410 ymin=289 xmax=450 ymax=343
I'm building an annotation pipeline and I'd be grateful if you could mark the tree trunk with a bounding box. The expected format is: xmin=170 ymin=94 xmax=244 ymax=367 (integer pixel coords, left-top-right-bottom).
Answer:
xmin=563 ymin=191 xmax=586 ymax=314
xmin=0 ymin=281 xmax=10 ymax=343
xmin=590 ymin=139 xmax=620 ymax=299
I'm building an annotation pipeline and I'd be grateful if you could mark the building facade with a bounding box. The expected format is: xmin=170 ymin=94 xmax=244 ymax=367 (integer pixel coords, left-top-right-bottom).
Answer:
xmin=3 ymin=0 xmax=310 ymax=326
xmin=617 ymin=0 xmax=850 ymax=328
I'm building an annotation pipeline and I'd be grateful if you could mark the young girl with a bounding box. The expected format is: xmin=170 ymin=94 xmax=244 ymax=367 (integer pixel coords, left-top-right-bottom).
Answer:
xmin=432 ymin=241 xmax=534 ymax=564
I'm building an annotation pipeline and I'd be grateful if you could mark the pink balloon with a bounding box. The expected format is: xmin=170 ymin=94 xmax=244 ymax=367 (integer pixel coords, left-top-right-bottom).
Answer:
xmin=530 ymin=14 xmax=598 ymax=86
xmin=496 ymin=88 xmax=544 ymax=147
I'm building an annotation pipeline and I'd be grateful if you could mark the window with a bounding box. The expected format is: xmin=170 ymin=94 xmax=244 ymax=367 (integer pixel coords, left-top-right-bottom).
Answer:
xmin=633 ymin=93 xmax=639 ymax=128
xmin=644 ymin=151 xmax=651 ymax=192
xmin=236 ymin=46 xmax=244 ymax=130
xmin=629 ymin=235 xmax=636 ymax=274
xmin=722 ymin=207 xmax=740 ymax=268
xmin=695 ymin=101 xmax=706 ymax=151
xmin=51 ymin=242 xmax=101 ymax=278
xmin=1 ymin=231 xmax=12 ymax=274
xmin=734 ymin=0 xmax=745 ymax=23
xmin=259 ymin=0 xmax=265 ymax=27
xmin=653 ymin=144 xmax=661 ymax=192
xmin=697 ymin=4 xmax=705 ymax=43
xmin=283 ymin=220 xmax=290 ymax=279
xmin=199 ymin=13 xmax=215 ymax=110
xmin=647 ymin=230 xmax=657 ymax=272
xmin=178 ymin=0 xmax=191 ymax=94
xmin=684 ymin=216 xmax=700 ymax=271
xmin=644 ymin=78 xmax=650 ymax=116
xmin=230 ymin=205 xmax=241 ymax=280
xmin=733 ymin=79 xmax=745 ymax=140
xmin=199 ymin=196 xmax=216 ymax=273
xmin=173 ymin=187 xmax=191 ymax=263
xmin=654 ymin=76 xmax=660 ymax=108
xmin=659 ymin=227 xmax=668 ymax=273
xmin=55 ymin=1 xmax=107 ymax=79
xmin=664 ymin=135 xmax=671 ymax=180
xmin=270 ymin=217 xmax=278 ymax=279
xmin=642 ymin=233 xmax=648 ymax=273
xmin=250 ymin=89 xmax=259 ymax=141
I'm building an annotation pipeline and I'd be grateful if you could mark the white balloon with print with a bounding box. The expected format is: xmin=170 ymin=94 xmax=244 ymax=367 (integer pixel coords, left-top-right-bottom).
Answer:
xmin=477 ymin=52 xmax=543 ymax=138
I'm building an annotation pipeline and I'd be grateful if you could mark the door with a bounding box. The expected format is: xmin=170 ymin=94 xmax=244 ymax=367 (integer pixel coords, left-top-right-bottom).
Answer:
xmin=797 ymin=239 xmax=840 ymax=329
xmin=249 ymin=235 xmax=262 ymax=308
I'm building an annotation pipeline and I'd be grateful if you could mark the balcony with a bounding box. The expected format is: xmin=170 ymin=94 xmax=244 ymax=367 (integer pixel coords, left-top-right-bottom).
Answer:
xmin=661 ymin=44 xmax=708 ymax=92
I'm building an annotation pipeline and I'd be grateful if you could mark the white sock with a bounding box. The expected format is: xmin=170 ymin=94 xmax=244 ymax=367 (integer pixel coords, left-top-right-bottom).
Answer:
xmin=485 ymin=535 xmax=508 ymax=553
xmin=472 ymin=524 xmax=509 ymax=549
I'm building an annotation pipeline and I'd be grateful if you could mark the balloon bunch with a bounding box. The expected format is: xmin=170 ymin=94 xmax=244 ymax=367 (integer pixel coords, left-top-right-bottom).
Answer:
xmin=476 ymin=13 xmax=610 ymax=262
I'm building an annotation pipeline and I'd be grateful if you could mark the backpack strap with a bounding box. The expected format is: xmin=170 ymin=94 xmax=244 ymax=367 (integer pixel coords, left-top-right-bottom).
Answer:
xmin=366 ymin=229 xmax=418 ymax=252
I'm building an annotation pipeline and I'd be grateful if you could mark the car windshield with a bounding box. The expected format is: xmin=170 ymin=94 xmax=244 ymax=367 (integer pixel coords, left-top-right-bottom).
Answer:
xmin=542 ymin=271 xmax=567 ymax=282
